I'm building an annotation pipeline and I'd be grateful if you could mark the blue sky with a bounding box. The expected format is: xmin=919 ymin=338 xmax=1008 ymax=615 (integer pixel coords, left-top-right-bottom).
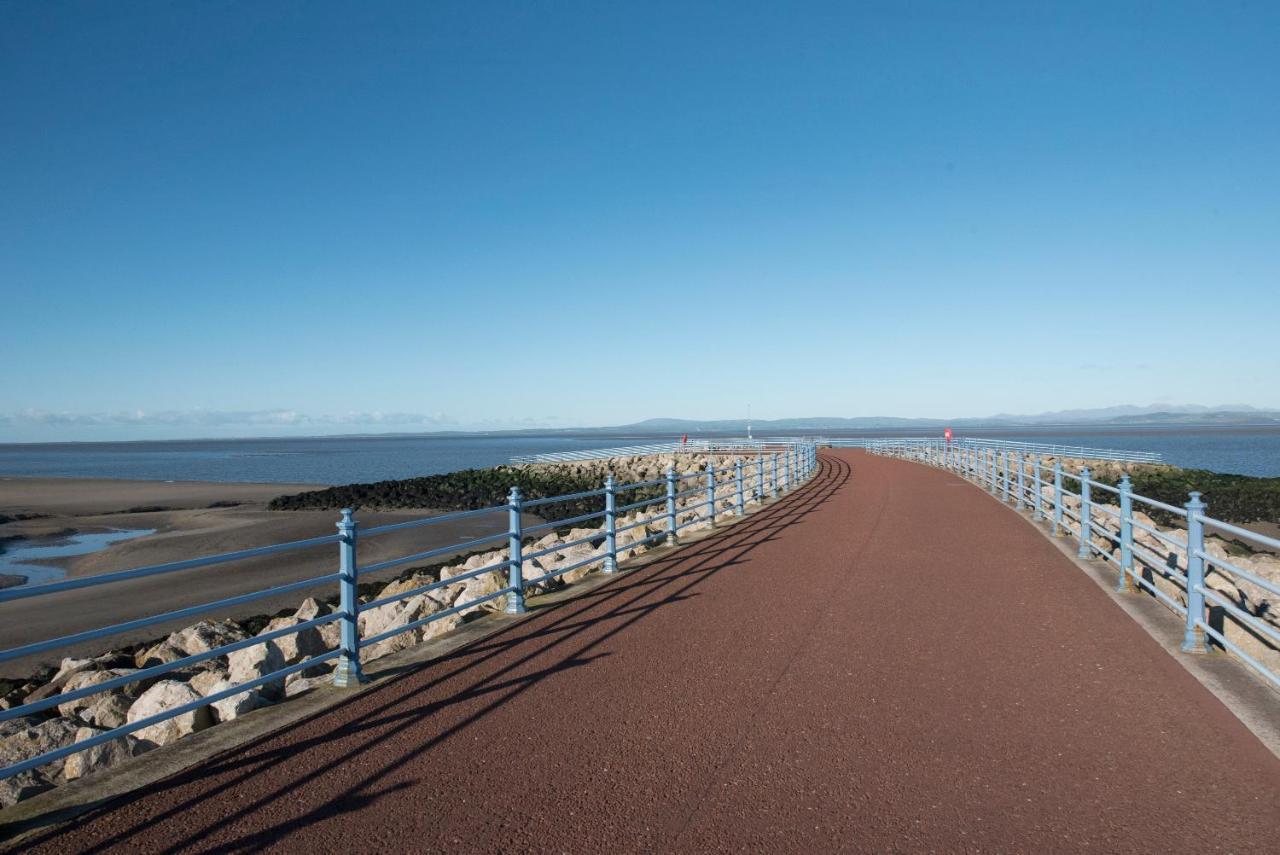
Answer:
xmin=2 ymin=2 xmax=1278 ymax=441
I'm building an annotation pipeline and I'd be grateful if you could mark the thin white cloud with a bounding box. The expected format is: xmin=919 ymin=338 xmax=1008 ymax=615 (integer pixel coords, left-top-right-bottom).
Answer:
xmin=0 ymin=408 xmax=565 ymax=431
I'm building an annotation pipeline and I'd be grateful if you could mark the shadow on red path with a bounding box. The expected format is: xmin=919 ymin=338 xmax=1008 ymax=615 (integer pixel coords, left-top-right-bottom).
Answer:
xmin=16 ymin=451 xmax=1280 ymax=853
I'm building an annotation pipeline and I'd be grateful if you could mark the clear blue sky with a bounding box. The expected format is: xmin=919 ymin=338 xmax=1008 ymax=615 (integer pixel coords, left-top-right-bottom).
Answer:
xmin=3 ymin=2 xmax=1277 ymax=441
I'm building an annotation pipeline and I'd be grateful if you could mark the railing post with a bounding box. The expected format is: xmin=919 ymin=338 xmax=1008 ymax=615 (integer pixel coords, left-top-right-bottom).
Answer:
xmin=1116 ymin=474 xmax=1133 ymax=593
xmin=603 ymin=474 xmax=618 ymax=574
xmin=666 ymin=466 xmax=678 ymax=544
xmin=332 ymin=509 xmax=367 ymax=687
xmin=1016 ymin=452 xmax=1026 ymax=509
xmin=706 ymin=462 xmax=716 ymax=526
xmin=1001 ymin=450 xmax=1011 ymax=502
xmin=756 ymin=452 xmax=765 ymax=499
xmin=770 ymin=453 xmax=778 ymax=499
xmin=1181 ymin=492 xmax=1208 ymax=653
xmin=735 ymin=458 xmax=745 ymax=515
xmin=506 ymin=487 xmax=527 ymax=613
xmin=1077 ymin=467 xmax=1092 ymax=559
xmin=1053 ymin=460 xmax=1064 ymax=536
xmin=986 ymin=449 xmax=996 ymax=494
xmin=785 ymin=447 xmax=793 ymax=490
xmin=1032 ymin=457 xmax=1044 ymax=521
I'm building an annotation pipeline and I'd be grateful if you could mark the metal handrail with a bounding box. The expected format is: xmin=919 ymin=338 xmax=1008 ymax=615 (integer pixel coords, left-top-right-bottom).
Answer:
xmin=0 ymin=442 xmax=822 ymax=784
xmin=869 ymin=439 xmax=1278 ymax=692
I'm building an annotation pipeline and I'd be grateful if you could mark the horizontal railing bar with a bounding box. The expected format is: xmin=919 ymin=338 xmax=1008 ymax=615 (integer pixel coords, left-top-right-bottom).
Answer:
xmin=0 ymin=613 xmax=342 ymax=724
xmin=1129 ymin=493 xmax=1188 ymax=516
xmin=1197 ymin=585 xmax=1280 ymax=645
xmin=360 ymin=504 xmax=511 ymax=537
xmin=1197 ymin=623 xmax=1280 ymax=690
xmin=359 ymin=531 xmax=508 ymax=576
xmin=1129 ymin=541 xmax=1189 ymax=585
xmin=524 ymin=553 xmax=605 ymax=587
xmin=616 ymin=517 xmax=661 ymax=535
xmin=1128 ymin=518 xmax=1186 ymax=551
xmin=0 ymin=649 xmax=342 ymax=781
xmin=616 ymin=495 xmax=666 ymax=513
xmin=617 ymin=478 xmax=667 ymax=491
xmin=0 ymin=533 xmax=343 ymax=604
xmin=522 ymin=510 xmax=606 ymax=536
xmin=358 ymin=560 xmax=512 ymax=613
xmin=0 ymin=572 xmax=340 ymax=665
xmin=1198 ymin=551 xmax=1280 ymax=597
xmin=523 ymin=533 xmax=603 ymax=562
xmin=521 ymin=489 xmax=606 ymax=509
xmin=358 ymin=587 xmax=512 ymax=649
xmin=1195 ymin=516 xmax=1280 ymax=552
xmin=1125 ymin=564 xmax=1189 ymax=614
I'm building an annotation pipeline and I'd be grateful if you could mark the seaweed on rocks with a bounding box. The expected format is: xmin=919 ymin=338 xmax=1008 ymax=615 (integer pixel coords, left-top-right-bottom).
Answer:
xmin=268 ymin=465 xmax=615 ymax=523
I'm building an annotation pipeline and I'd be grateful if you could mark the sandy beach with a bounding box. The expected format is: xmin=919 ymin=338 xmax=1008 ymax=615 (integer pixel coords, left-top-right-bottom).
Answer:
xmin=0 ymin=478 xmax=522 ymax=678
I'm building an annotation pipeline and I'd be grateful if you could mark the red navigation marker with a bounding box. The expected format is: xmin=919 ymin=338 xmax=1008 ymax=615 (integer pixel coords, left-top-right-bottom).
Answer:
xmin=944 ymin=427 xmax=953 ymax=443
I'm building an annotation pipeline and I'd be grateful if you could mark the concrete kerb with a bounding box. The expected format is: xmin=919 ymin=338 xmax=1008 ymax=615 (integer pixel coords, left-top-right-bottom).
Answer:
xmin=0 ymin=479 xmax=807 ymax=848
xmin=945 ymin=462 xmax=1280 ymax=760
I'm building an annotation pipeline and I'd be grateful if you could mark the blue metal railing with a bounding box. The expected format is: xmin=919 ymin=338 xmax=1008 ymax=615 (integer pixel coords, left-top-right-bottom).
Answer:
xmin=830 ymin=436 xmax=1162 ymax=464
xmin=869 ymin=439 xmax=1280 ymax=691
xmin=0 ymin=444 xmax=819 ymax=784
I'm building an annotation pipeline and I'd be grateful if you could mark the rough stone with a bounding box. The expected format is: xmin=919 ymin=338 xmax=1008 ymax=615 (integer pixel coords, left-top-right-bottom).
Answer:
xmin=284 ymin=674 xmax=330 ymax=699
xmin=126 ymin=680 xmax=213 ymax=748
xmin=62 ymin=726 xmax=147 ymax=782
xmin=135 ymin=640 xmax=187 ymax=670
xmin=56 ymin=668 xmax=141 ymax=718
xmin=0 ymin=768 xmax=53 ymax=809
xmin=0 ymin=716 xmax=80 ymax=781
xmin=226 ymin=639 xmax=287 ymax=700
xmin=454 ymin=571 xmax=508 ymax=616
xmin=167 ymin=619 xmax=248 ymax=656
xmin=295 ymin=596 xmax=333 ymax=622
xmin=197 ymin=678 xmax=262 ymax=723
xmin=188 ymin=666 xmax=230 ymax=697
xmin=76 ymin=692 xmax=135 ymax=730
xmin=361 ymin=593 xmax=449 ymax=660
xmin=261 ymin=615 xmax=328 ymax=665
xmin=49 ymin=657 xmax=95 ymax=686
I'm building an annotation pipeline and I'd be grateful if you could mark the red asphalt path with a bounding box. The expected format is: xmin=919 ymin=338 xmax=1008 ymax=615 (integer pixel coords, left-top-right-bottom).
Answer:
xmin=21 ymin=450 xmax=1280 ymax=853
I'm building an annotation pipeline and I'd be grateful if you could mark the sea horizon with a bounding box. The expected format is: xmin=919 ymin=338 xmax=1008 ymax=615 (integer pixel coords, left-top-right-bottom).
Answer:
xmin=2 ymin=423 xmax=1279 ymax=483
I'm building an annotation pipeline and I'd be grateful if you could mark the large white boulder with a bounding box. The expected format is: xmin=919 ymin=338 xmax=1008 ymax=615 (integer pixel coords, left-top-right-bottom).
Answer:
xmin=226 ymin=639 xmax=287 ymax=699
xmin=167 ymin=619 xmax=248 ymax=656
xmin=260 ymin=615 xmax=328 ymax=665
xmin=57 ymin=669 xmax=140 ymax=728
xmin=296 ymin=597 xmax=343 ymax=649
xmin=134 ymin=640 xmax=187 ymax=670
xmin=188 ymin=666 xmax=230 ymax=697
xmin=361 ymin=593 xmax=449 ymax=660
xmin=62 ymin=726 xmax=147 ymax=781
xmin=194 ymin=678 xmax=262 ymax=723
xmin=454 ymin=571 xmax=508 ymax=616
xmin=126 ymin=680 xmax=213 ymax=748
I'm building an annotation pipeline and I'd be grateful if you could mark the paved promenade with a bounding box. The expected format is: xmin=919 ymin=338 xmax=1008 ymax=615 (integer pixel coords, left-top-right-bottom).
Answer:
xmin=22 ymin=450 xmax=1280 ymax=852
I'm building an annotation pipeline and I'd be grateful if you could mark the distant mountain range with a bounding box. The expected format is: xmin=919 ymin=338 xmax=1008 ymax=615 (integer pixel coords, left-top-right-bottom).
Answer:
xmin=619 ymin=405 xmax=1280 ymax=433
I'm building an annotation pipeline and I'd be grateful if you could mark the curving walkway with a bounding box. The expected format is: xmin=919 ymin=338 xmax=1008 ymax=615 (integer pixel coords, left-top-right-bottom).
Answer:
xmin=18 ymin=450 xmax=1280 ymax=853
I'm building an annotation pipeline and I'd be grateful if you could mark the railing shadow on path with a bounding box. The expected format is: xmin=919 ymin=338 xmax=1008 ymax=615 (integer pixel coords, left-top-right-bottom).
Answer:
xmin=24 ymin=455 xmax=852 ymax=854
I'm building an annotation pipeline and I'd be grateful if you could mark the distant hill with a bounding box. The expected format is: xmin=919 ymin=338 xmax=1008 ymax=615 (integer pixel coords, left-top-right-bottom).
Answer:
xmin=620 ymin=405 xmax=1280 ymax=433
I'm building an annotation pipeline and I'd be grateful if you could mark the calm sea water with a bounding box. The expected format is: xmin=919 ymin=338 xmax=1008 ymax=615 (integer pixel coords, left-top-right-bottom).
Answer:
xmin=0 ymin=427 xmax=1278 ymax=483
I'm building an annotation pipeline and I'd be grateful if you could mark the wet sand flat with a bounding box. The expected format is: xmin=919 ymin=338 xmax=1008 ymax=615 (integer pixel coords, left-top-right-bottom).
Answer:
xmin=0 ymin=478 xmax=523 ymax=678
